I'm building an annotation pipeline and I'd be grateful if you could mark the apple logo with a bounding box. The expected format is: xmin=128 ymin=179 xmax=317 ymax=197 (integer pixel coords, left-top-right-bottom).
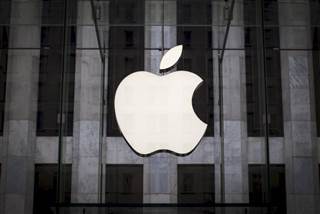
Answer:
xmin=114 ymin=45 xmax=207 ymax=155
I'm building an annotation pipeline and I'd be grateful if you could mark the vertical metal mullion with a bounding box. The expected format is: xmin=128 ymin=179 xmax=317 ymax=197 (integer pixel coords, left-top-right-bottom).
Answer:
xmin=89 ymin=0 xmax=107 ymax=203
xmin=259 ymin=0 xmax=271 ymax=212
xmin=57 ymin=0 xmax=69 ymax=206
xmin=218 ymin=0 xmax=236 ymax=207
xmin=218 ymin=53 xmax=225 ymax=206
xmin=99 ymin=46 xmax=107 ymax=203
xmin=162 ymin=0 xmax=165 ymax=55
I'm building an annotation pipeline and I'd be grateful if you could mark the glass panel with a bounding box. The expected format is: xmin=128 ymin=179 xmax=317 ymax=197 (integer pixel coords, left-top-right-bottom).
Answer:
xmin=93 ymin=0 xmax=228 ymax=209
xmin=0 ymin=0 xmax=100 ymax=212
xmin=37 ymin=26 xmax=76 ymax=136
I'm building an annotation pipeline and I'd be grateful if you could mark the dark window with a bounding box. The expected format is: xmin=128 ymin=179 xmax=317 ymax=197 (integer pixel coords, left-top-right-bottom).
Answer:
xmin=249 ymin=164 xmax=286 ymax=214
xmin=110 ymin=0 xmax=144 ymax=25
xmin=42 ymin=0 xmax=77 ymax=25
xmin=105 ymin=164 xmax=143 ymax=203
xmin=178 ymin=164 xmax=214 ymax=204
xmin=0 ymin=0 xmax=10 ymax=135
xmin=107 ymin=0 xmax=144 ymax=136
xmin=42 ymin=0 xmax=64 ymax=25
xmin=37 ymin=0 xmax=76 ymax=136
xmin=183 ymin=31 xmax=192 ymax=46
xmin=181 ymin=4 xmax=191 ymax=23
xmin=244 ymin=0 xmax=283 ymax=137
xmin=33 ymin=164 xmax=71 ymax=214
xmin=177 ymin=0 xmax=212 ymax=25
xmin=0 ymin=0 xmax=11 ymax=26
xmin=0 ymin=34 xmax=8 ymax=136
xmin=177 ymin=0 xmax=214 ymax=136
xmin=310 ymin=0 xmax=320 ymax=136
xmin=125 ymin=30 xmax=134 ymax=47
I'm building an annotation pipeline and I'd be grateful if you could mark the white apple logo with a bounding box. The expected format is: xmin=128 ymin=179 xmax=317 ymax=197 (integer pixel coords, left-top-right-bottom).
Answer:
xmin=114 ymin=45 xmax=207 ymax=155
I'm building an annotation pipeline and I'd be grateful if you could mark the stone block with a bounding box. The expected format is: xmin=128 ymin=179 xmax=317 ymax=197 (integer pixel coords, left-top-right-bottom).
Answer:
xmin=35 ymin=137 xmax=58 ymax=163
xmin=248 ymin=137 xmax=265 ymax=164
xmin=293 ymin=157 xmax=314 ymax=194
xmin=4 ymin=194 xmax=25 ymax=214
xmin=7 ymin=120 xmax=34 ymax=157
xmin=75 ymin=157 xmax=99 ymax=195
xmin=77 ymin=121 xmax=100 ymax=157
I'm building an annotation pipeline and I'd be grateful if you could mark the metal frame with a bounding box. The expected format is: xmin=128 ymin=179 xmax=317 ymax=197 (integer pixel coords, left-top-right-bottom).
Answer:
xmin=218 ymin=0 xmax=236 ymax=205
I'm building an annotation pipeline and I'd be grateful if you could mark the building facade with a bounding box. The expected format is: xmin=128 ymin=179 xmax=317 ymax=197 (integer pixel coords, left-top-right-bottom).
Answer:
xmin=0 ymin=0 xmax=319 ymax=214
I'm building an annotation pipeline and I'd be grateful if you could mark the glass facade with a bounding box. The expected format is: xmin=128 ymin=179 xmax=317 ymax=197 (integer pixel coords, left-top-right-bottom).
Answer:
xmin=0 ymin=1 xmax=320 ymax=214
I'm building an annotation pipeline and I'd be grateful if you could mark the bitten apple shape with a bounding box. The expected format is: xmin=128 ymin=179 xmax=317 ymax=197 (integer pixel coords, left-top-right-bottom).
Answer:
xmin=114 ymin=45 xmax=207 ymax=155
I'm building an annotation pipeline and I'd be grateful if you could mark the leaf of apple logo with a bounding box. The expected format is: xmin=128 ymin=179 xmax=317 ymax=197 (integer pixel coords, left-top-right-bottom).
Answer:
xmin=159 ymin=45 xmax=183 ymax=70
xmin=114 ymin=45 xmax=208 ymax=156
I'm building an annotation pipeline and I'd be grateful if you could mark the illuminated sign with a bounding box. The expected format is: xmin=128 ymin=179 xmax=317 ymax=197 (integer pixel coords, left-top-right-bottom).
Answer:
xmin=114 ymin=45 xmax=207 ymax=155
